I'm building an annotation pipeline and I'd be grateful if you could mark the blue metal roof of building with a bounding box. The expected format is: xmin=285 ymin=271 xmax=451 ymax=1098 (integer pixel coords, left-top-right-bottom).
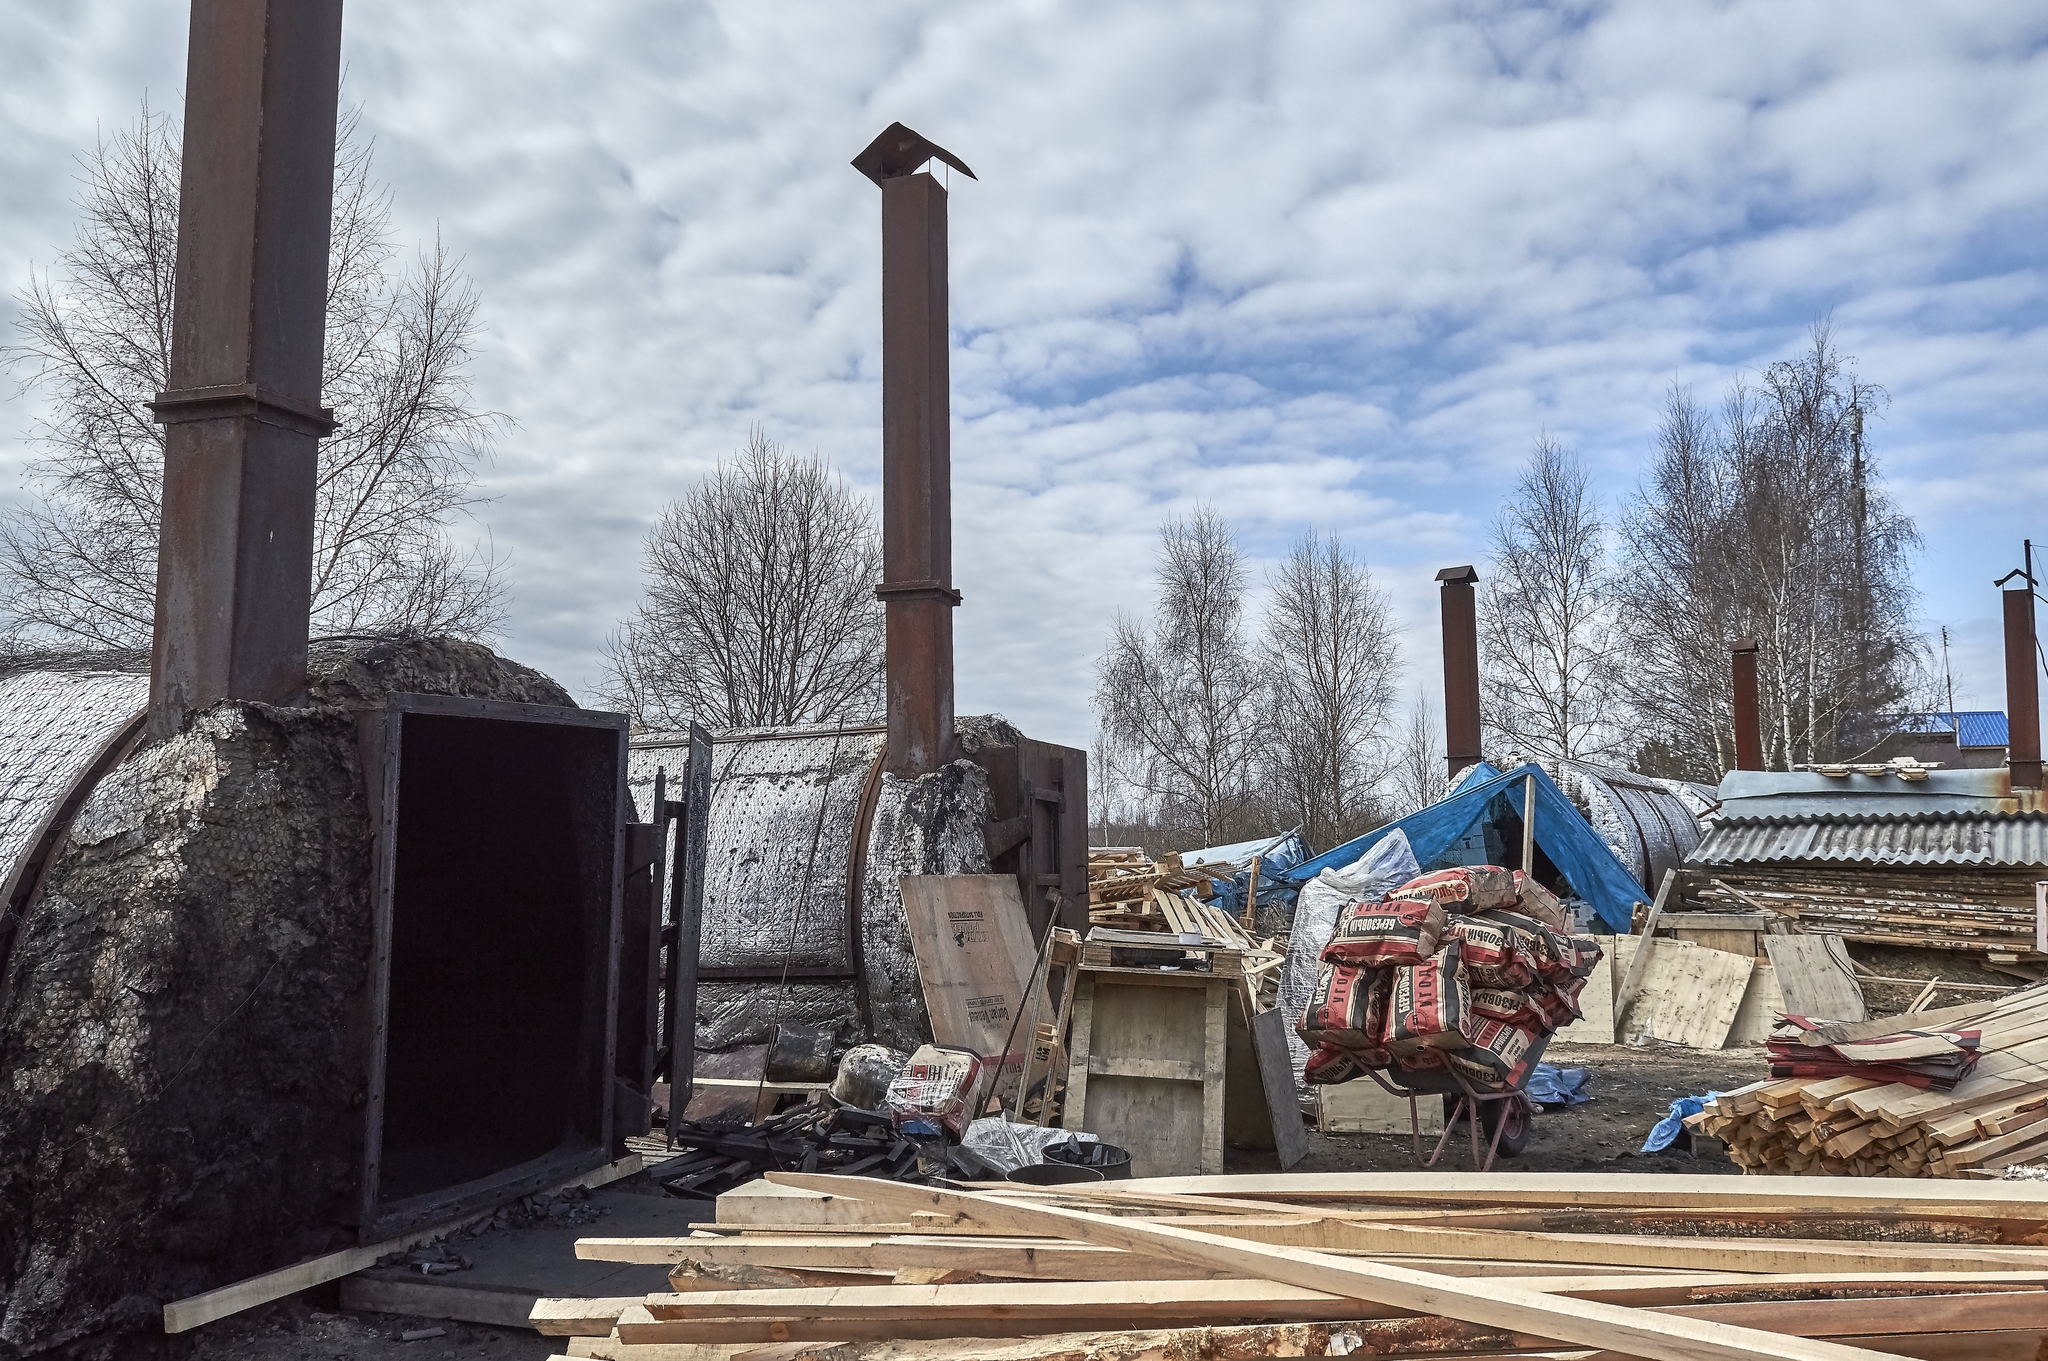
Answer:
xmin=1892 ymin=711 xmax=2009 ymax=748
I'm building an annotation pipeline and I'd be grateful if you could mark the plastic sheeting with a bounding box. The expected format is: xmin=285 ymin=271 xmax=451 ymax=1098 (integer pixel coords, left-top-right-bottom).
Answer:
xmin=1279 ymin=763 xmax=1651 ymax=933
xmin=1276 ymin=829 xmax=1419 ymax=1092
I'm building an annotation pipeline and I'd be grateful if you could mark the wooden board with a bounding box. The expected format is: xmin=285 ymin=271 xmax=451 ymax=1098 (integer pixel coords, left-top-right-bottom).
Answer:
xmin=1317 ymin=1079 xmax=1445 ymax=1135
xmin=1767 ymin=935 xmax=1869 ymax=1023
xmin=340 ymin=1276 xmax=548 ymax=1329
xmin=1553 ymin=949 xmax=1615 ymax=1044
xmin=1725 ymin=963 xmax=1783 ymax=1047
xmin=160 ymin=1154 xmax=642 ymax=1334
xmin=1618 ymin=939 xmax=1754 ymax=1049
xmin=1612 ymin=870 xmax=1675 ymax=1017
xmin=1221 ymin=999 xmax=1309 ymax=1167
xmin=899 ymin=876 xmax=1045 ymax=1068
xmin=772 ymin=1175 xmax=1917 ymax=1361
xmin=1674 ymin=928 xmax=1762 ymax=960
xmin=1062 ymin=970 xmax=1227 ymax=1176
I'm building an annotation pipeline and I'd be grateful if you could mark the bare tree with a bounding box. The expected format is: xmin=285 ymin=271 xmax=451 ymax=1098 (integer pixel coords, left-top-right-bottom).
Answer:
xmin=602 ymin=430 xmax=884 ymax=729
xmin=1094 ymin=506 xmax=1268 ymax=847
xmin=1388 ymin=690 xmax=1450 ymax=816
xmin=1479 ymin=436 xmax=1622 ymax=762
xmin=0 ymin=102 xmax=503 ymax=649
xmin=1618 ymin=325 xmax=1921 ymax=776
xmin=1264 ymin=530 xmax=1400 ymax=849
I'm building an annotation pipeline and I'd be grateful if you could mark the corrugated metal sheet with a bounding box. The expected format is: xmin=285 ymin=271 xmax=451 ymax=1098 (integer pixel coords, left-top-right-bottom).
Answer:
xmin=1715 ymin=767 xmax=2012 ymax=818
xmin=0 ymin=668 xmax=149 ymax=900
xmin=1692 ymin=812 xmax=2048 ymax=869
xmin=1958 ymin=711 xmax=2010 ymax=748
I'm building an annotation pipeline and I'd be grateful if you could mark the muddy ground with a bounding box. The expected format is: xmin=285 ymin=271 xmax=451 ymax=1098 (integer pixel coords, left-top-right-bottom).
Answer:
xmin=185 ymin=1043 xmax=1767 ymax=1360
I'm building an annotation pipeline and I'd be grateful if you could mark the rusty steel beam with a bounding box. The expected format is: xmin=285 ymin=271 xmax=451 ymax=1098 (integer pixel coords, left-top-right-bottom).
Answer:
xmin=1436 ymin=565 xmax=1482 ymax=781
xmin=2006 ymin=589 xmax=2042 ymax=790
xmin=855 ymin=124 xmax=975 ymax=778
xmin=1731 ymin=636 xmax=1763 ymax=772
xmin=147 ymin=0 xmax=344 ymax=740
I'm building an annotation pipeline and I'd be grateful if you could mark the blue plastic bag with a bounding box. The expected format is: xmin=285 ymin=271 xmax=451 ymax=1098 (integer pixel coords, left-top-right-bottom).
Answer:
xmin=1525 ymin=1063 xmax=1589 ymax=1107
xmin=1642 ymin=1091 xmax=1721 ymax=1153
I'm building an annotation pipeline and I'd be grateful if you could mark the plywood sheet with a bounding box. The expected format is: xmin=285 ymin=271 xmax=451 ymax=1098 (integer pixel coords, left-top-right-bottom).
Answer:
xmin=1552 ymin=949 xmax=1615 ymax=1044
xmin=900 ymin=876 xmax=1045 ymax=1065
xmin=1617 ymin=940 xmax=1753 ymax=1049
xmin=1765 ymin=934 xmax=1868 ymax=1023
xmin=1318 ymin=1078 xmax=1446 ymax=1135
xmin=1725 ymin=963 xmax=1783 ymax=1047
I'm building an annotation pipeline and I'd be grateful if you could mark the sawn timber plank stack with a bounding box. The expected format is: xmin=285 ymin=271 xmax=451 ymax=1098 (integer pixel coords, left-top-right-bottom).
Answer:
xmin=532 ymin=1170 xmax=2048 ymax=1360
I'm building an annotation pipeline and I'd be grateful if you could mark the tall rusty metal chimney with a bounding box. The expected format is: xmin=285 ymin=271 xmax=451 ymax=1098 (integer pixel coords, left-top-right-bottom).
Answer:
xmin=148 ymin=0 xmax=344 ymax=740
xmin=2004 ymin=582 xmax=2042 ymax=790
xmin=1731 ymin=636 xmax=1763 ymax=772
xmin=854 ymin=124 xmax=975 ymax=778
xmin=1436 ymin=565 xmax=1482 ymax=782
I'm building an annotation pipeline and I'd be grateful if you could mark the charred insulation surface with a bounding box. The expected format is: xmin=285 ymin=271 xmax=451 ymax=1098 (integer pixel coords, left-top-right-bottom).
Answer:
xmin=0 ymin=640 xmax=574 ymax=1359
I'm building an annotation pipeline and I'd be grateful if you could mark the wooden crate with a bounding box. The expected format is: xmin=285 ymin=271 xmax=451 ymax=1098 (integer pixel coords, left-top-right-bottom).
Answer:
xmin=1061 ymin=968 xmax=1229 ymax=1176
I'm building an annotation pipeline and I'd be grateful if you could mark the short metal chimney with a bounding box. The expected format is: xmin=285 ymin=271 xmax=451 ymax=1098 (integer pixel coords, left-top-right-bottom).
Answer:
xmin=148 ymin=0 xmax=344 ymax=740
xmin=1437 ymin=566 xmax=1482 ymax=781
xmin=854 ymin=124 xmax=975 ymax=779
xmin=1731 ymin=636 xmax=1763 ymax=772
xmin=2005 ymin=585 xmax=2042 ymax=790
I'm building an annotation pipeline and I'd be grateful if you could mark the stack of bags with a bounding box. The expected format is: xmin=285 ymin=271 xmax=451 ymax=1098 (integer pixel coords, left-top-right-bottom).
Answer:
xmin=1296 ymin=866 xmax=1603 ymax=1094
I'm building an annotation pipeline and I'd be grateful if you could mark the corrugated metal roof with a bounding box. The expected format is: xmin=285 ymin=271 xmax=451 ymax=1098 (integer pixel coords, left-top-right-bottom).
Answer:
xmin=1691 ymin=811 xmax=2048 ymax=869
xmin=1959 ymin=711 xmax=2011 ymax=748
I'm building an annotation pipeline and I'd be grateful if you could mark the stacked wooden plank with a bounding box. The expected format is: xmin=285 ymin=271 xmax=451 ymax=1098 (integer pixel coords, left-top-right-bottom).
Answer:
xmin=1693 ymin=868 xmax=2047 ymax=959
xmin=535 ymin=1171 xmax=2048 ymax=1360
xmin=1694 ymin=985 xmax=2048 ymax=1177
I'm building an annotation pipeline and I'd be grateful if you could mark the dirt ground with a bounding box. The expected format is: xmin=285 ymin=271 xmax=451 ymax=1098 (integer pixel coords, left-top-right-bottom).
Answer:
xmin=184 ymin=1042 xmax=1767 ymax=1360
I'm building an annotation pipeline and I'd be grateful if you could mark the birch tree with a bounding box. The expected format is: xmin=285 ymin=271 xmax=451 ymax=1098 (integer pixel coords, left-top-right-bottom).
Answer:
xmin=1095 ymin=507 xmax=1267 ymax=847
xmin=1617 ymin=325 xmax=1921 ymax=776
xmin=601 ymin=431 xmax=884 ymax=730
xmin=1479 ymin=437 xmax=1622 ymax=762
xmin=1264 ymin=530 xmax=1400 ymax=848
xmin=0 ymin=102 xmax=503 ymax=650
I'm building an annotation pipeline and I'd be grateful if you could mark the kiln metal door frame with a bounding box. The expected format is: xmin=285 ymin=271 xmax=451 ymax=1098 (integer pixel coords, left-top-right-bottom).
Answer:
xmin=356 ymin=692 xmax=628 ymax=1242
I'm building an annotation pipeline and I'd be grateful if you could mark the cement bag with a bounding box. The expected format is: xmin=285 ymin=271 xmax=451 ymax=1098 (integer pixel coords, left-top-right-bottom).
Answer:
xmin=1278 ymin=830 xmax=1419 ymax=1090
xmin=1444 ymin=918 xmax=1539 ymax=990
xmin=1298 ymin=961 xmax=1391 ymax=1050
xmin=886 ymin=1044 xmax=990 ymax=1139
xmin=1304 ymin=1042 xmax=1390 ymax=1084
xmin=1384 ymin=941 xmax=1471 ymax=1053
xmin=1511 ymin=871 xmax=1572 ymax=933
xmin=1387 ymin=866 xmax=1518 ymax=912
xmin=1322 ymin=898 xmax=1445 ymax=967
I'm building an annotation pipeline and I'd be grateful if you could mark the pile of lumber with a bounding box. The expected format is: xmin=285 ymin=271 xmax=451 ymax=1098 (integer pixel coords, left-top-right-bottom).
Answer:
xmin=535 ymin=1170 xmax=2048 ymax=1360
xmin=1693 ymin=984 xmax=2048 ymax=1178
xmin=1693 ymin=867 xmax=2048 ymax=960
xmin=1086 ymin=850 xmax=1236 ymax=918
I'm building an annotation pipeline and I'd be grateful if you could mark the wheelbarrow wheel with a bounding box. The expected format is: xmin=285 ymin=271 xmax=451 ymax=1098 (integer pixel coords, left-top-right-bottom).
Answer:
xmin=1483 ymin=1092 xmax=1533 ymax=1157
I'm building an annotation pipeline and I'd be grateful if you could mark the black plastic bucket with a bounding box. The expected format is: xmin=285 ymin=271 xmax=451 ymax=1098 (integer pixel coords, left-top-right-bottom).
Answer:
xmin=1006 ymin=1162 xmax=1104 ymax=1186
xmin=1044 ymin=1139 xmax=1133 ymax=1180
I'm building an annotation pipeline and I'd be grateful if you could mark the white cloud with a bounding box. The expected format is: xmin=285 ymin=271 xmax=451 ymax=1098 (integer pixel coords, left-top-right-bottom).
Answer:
xmin=3 ymin=0 xmax=2046 ymax=755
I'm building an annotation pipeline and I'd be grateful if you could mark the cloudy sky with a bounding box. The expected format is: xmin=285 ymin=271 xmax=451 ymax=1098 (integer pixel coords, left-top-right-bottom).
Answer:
xmin=4 ymin=0 xmax=2046 ymax=752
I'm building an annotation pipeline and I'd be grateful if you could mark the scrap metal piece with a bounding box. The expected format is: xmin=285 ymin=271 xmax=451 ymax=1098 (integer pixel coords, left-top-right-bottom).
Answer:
xmin=1436 ymin=565 xmax=1482 ymax=781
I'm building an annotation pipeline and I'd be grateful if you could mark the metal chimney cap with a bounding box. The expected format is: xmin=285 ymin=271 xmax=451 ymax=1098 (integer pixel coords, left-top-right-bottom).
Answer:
xmin=1435 ymin=565 xmax=1479 ymax=585
xmin=852 ymin=122 xmax=977 ymax=186
xmin=1732 ymin=636 xmax=1759 ymax=653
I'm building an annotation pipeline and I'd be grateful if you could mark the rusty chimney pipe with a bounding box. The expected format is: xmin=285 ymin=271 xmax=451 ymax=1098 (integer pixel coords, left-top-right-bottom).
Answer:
xmin=147 ymin=0 xmax=343 ymax=740
xmin=1437 ymin=565 xmax=1482 ymax=781
xmin=2006 ymin=587 xmax=2042 ymax=790
xmin=1731 ymin=636 xmax=1763 ymax=772
xmin=854 ymin=124 xmax=975 ymax=778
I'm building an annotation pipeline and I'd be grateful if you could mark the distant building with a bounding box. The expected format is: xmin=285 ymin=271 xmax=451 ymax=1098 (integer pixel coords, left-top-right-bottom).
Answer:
xmin=1841 ymin=710 xmax=2010 ymax=770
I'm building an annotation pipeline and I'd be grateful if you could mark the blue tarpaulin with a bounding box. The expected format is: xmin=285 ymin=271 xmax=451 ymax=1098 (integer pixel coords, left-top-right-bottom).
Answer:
xmin=1276 ymin=762 xmax=1648 ymax=932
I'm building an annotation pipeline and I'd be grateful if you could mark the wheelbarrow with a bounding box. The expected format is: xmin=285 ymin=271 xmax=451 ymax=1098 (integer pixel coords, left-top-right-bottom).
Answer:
xmin=1356 ymin=1031 xmax=1552 ymax=1172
